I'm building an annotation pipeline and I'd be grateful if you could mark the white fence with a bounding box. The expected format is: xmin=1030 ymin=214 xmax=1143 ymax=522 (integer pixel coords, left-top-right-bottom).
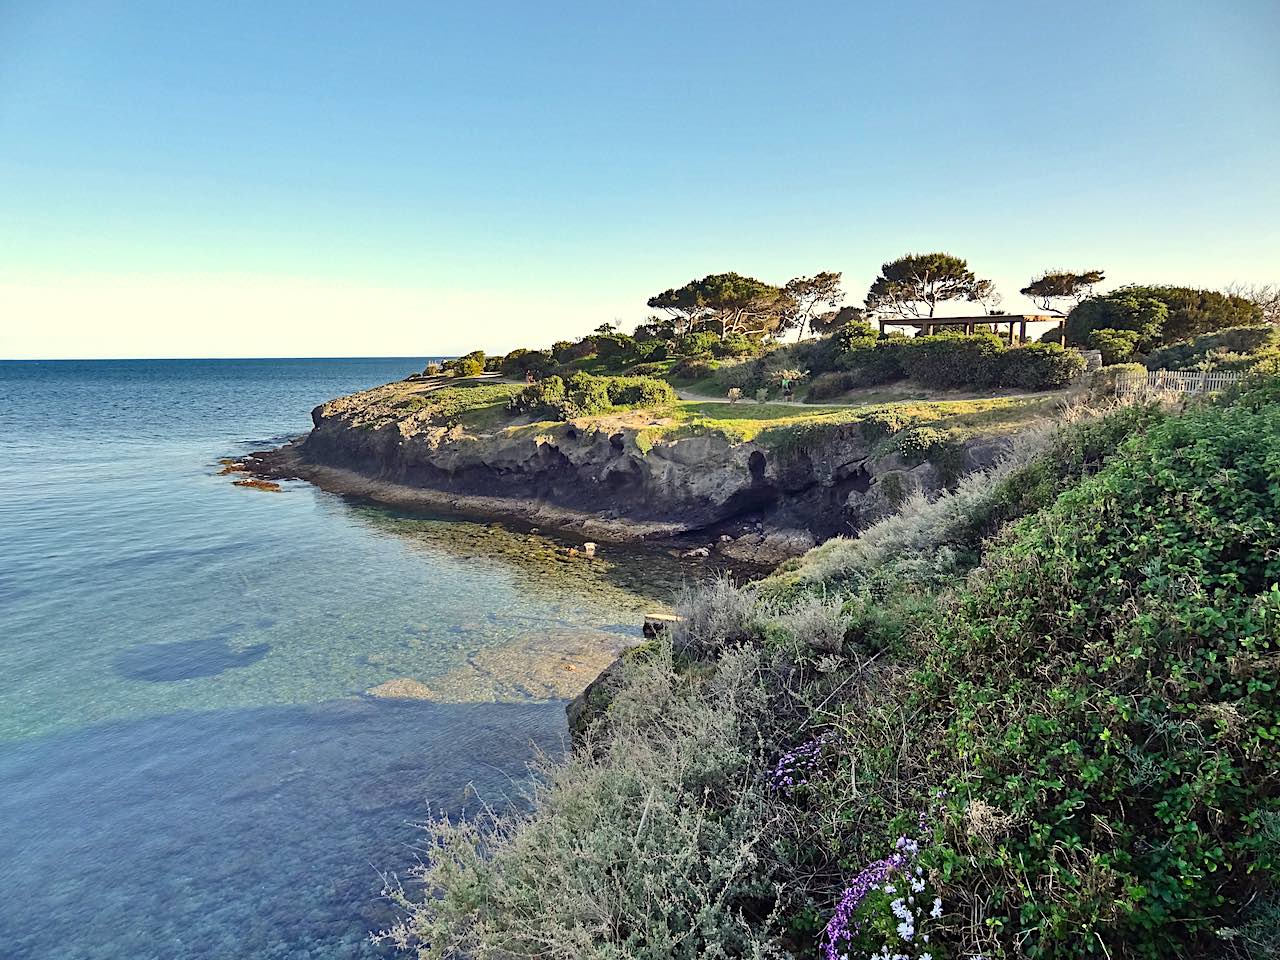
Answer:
xmin=1115 ymin=369 xmax=1242 ymax=396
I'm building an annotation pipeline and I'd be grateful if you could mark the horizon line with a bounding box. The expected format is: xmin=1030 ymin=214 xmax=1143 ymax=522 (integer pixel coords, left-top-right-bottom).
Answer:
xmin=0 ymin=354 xmax=452 ymax=363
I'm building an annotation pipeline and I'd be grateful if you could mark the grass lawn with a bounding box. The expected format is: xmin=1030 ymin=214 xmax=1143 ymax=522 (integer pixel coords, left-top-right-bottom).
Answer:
xmin=653 ymin=395 xmax=1061 ymax=448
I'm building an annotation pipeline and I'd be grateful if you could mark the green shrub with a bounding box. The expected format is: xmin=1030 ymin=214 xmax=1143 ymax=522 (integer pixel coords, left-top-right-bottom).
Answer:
xmin=674 ymin=331 xmax=721 ymax=357
xmin=669 ymin=357 xmax=717 ymax=380
xmin=918 ymin=391 xmax=1280 ymax=956
xmin=1087 ymin=326 xmax=1141 ymax=364
xmin=626 ymin=361 xmax=669 ymax=377
xmin=806 ymin=371 xmax=858 ymax=401
xmin=836 ymin=336 xmax=910 ymax=386
xmin=896 ymin=332 xmax=1005 ymax=388
xmin=1143 ymin=324 xmax=1277 ymax=371
xmin=443 ymin=350 xmax=485 ymax=377
xmin=499 ymin=348 xmax=556 ymax=379
xmin=833 ymin=319 xmax=880 ymax=357
xmin=509 ymin=373 xmax=674 ymax=420
xmin=507 ymin=374 xmax=567 ymax=418
xmin=593 ymin=333 xmax=637 ymax=363
xmin=561 ymin=371 xmax=614 ymax=415
xmin=713 ymin=333 xmax=761 ymax=358
xmin=603 ymin=375 xmax=677 ymax=407
xmin=895 ymin=425 xmax=948 ymax=462
xmin=1067 ymin=285 xmax=1262 ymax=349
xmin=377 ymin=638 xmax=788 ymax=960
xmin=996 ymin=342 xmax=1087 ymax=389
xmin=635 ymin=339 xmax=669 ymax=362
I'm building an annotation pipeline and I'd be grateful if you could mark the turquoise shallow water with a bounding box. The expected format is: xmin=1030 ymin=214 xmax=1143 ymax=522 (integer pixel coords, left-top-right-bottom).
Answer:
xmin=0 ymin=358 xmax=694 ymax=959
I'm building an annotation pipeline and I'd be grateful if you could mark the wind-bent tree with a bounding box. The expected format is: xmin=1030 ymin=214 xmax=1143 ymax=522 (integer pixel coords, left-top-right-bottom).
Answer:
xmin=647 ymin=272 xmax=784 ymax=338
xmin=780 ymin=271 xmax=845 ymax=340
xmin=1020 ymin=269 xmax=1106 ymax=316
xmin=969 ymin=278 xmax=1004 ymax=315
xmin=865 ymin=252 xmax=991 ymax=318
xmin=810 ymin=304 xmax=866 ymax=337
xmin=1224 ymin=281 xmax=1280 ymax=325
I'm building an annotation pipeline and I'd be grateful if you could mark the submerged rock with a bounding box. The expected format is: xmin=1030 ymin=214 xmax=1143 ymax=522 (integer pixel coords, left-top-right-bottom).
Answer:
xmin=114 ymin=637 xmax=271 ymax=682
xmin=366 ymin=677 xmax=435 ymax=700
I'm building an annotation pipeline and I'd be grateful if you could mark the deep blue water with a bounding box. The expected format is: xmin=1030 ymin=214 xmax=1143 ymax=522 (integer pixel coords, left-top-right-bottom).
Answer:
xmin=0 ymin=359 xmax=687 ymax=959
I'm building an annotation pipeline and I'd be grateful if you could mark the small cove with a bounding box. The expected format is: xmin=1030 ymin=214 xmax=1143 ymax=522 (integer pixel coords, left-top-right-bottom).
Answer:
xmin=0 ymin=358 xmax=704 ymax=959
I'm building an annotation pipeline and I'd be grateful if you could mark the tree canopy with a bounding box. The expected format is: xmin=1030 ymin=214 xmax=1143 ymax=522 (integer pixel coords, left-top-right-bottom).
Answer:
xmin=1066 ymin=285 xmax=1262 ymax=349
xmin=647 ymin=272 xmax=784 ymax=338
xmin=865 ymin=252 xmax=993 ymax=318
xmin=810 ymin=304 xmax=866 ymax=337
xmin=1020 ymin=269 xmax=1106 ymax=316
xmin=780 ymin=271 xmax=845 ymax=339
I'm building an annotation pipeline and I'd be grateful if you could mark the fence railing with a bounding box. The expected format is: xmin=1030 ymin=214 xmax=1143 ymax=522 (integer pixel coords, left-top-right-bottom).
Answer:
xmin=1115 ymin=369 xmax=1242 ymax=396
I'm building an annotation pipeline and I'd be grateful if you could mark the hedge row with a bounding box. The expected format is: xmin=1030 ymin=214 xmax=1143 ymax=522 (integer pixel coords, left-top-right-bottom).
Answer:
xmin=508 ymin=372 xmax=676 ymax=420
xmin=840 ymin=331 xmax=1086 ymax=391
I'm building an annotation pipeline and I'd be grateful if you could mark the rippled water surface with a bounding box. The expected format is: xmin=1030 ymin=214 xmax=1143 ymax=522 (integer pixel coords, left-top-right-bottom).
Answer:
xmin=0 ymin=358 xmax=695 ymax=959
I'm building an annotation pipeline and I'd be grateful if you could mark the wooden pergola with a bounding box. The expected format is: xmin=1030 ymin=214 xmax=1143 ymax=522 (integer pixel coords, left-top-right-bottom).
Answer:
xmin=877 ymin=314 xmax=1062 ymax=344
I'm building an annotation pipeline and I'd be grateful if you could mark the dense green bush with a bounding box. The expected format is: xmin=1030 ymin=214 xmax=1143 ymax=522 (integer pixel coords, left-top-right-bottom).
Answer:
xmin=995 ymin=341 xmax=1087 ymax=389
xmin=1088 ymin=326 xmax=1141 ymax=364
xmin=626 ymin=361 xmax=669 ymax=377
xmin=509 ymin=372 xmax=674 ymax=420
xmin=1143 ymin=324 xmax=1277 ymax=371
xmin=499 ymin=348 xmax=556 ymax=379
xmin=806 ymin=371 xmax=858 ymax=401
xmin=507 ymin=374 xmax=566 ymax=418
xmin=634 ymin=339 xmax=669 ymax=362
xmin=673 ymin=331 xmax=721 ymax=357
xmin=443 ymin=350 xmax=486 ymax=377
xmin=895 ymin=425 xmax=949 ymax=462
xmin=918 ymin=388 xmax=1280 ymax=956
xmin=561 ymin=371 xmax=613 ymax=415
xmin=669 ymin=356 xmax=717 ymax=380
xmin=1067 ymin=285 xmax=1262 ymax=349
xmin=603 ymin=375 xmax=677 ymax=407
xmin=389 ymin=386 xmax=1280 ymax=958
xmin=713 ymin=333 xmax=762 ymax=358
xmin=838 ymin=337 xmax=908 ymax=386
xmin=593 ymin=333 xmax=637 ymax=363
xmin=833 ymin=319 xmax=881 ymax=357
xmin=833 ymin=334 xmax=1085 ymax=392
xmin=896 ymin=332 xmax=1005 ymax=387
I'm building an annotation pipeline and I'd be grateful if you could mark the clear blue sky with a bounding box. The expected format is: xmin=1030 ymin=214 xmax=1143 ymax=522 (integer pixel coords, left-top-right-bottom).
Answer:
xmin=1 ymin=0 xmax=1277 ymax=358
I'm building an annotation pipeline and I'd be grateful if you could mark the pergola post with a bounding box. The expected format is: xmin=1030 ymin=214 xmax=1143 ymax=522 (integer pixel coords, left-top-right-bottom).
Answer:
xmin=1019 ymin=319 xmax=1027 ymax=343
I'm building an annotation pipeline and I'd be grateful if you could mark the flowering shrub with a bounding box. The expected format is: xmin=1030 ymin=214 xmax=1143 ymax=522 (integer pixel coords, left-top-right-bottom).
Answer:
xmin=895 ymin=426 xmax=948 ymax=463
xmin=823 ymin=834 xmax=945 ymax=960
xmin=769 ymin=731 xmax=833 ymax=794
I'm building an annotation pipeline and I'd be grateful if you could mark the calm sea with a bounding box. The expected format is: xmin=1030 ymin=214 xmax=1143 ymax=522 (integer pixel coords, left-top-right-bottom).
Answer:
xmin=0 ymin=358 xmax=688 ymax=960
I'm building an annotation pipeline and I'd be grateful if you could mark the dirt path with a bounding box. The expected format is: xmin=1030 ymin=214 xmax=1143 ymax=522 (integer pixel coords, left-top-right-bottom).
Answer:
xmin=675 ymin=388 xmax=851 ymax=408
xmin=675 ymin=386 xmax=1062 ymax=408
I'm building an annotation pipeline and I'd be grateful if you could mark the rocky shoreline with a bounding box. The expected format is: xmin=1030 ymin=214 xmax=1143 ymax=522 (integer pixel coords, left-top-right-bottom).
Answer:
xmin=240 ymin=385 xmax=1017 ymax=566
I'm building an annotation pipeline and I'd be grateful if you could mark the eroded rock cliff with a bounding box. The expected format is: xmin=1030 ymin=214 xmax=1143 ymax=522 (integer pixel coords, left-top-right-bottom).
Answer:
xmin=256 ymin=381 xmax=1014 ymax=564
